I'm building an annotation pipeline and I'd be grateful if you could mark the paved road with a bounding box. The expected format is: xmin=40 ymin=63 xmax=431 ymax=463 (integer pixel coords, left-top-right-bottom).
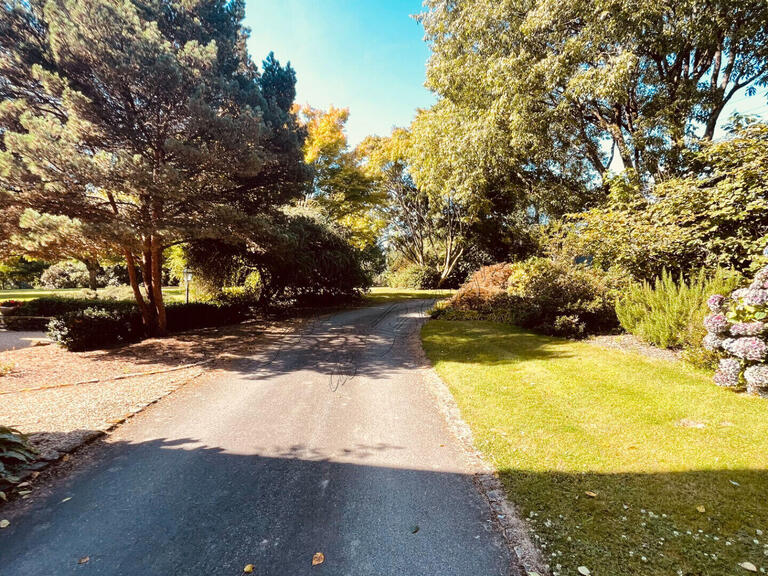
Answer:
xmin=0 ymin=301 xmax=512 ymax=575
xmin=0 ymin=330 xmax=48 ymax=352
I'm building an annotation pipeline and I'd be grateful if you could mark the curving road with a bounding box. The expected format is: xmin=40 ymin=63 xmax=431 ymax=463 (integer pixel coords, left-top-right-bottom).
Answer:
xmin=0 ymin=300 xmax=512 ymax=575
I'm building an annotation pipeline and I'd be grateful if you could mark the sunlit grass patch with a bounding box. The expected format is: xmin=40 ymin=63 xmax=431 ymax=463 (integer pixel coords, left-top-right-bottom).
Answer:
xmin=364 ymin=287 xmax=454 ymax=304
xmin=422 ymin=320 xmax=768 ymax=576
xmin=0 ymin=286 xmax=185 ymax=303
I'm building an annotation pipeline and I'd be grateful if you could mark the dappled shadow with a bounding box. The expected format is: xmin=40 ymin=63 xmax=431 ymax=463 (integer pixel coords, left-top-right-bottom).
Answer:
xmin=0 ymin=436 xmax=512 ymax=576
xmin=497 ymin=467 xmax=768 ymax=575
xmin=214 ymin=299 xmax=438 ymax=383
xmin=72 ymin=300 xmax=437 ymax=385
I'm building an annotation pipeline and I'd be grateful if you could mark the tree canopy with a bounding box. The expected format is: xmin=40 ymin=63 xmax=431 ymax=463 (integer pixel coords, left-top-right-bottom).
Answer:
xmin=420 ymin=0 xmax=768 ymax=183
xmin=0 ymin=0 xmax=306 ymax=332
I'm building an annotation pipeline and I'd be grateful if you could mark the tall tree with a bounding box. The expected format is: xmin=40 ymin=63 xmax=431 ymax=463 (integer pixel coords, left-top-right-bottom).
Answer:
xmin=420 ymin=0 xmax=768 ymax=183
xmin=0 ymin=0 xmax=305 ymax=333
xmin=296 ymin=105 xmax=385 ymax=250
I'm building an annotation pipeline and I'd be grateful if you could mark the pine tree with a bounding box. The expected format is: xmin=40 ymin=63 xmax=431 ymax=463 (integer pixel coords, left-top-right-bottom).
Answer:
xmin=0 ymin=0 xmax=306 ymax=333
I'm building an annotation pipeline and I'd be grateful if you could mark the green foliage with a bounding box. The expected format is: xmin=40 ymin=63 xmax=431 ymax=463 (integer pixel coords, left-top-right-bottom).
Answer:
xmin=187 ymin=213 xmax=371 ymax=305
xmin=420 ymin=0 xmax=768 ymax=184
xmin=47 ymin=307 xmax=144 ymax=351
xmin=385 ymin=264 xmax=441 ymax=290
xmin=47 ymin=302 xmax=247 ymax=351
xmin=0 ymin=257 xmax=47 ymax=289
xmin=298 ymin=106 xmax=385 ymax=252
xmin=38 ymin=261 xmax=90 ymax=289
xmin=616 ymin=270 xmax=743 ymax=357
xmin=0 ymin=0 xmax=306 ymax=334
xmin=164 ymin=302 xmax=247 ymax=333
xmin=3 ymin=296 xmax=134 ymax=330
xmin=0 ymin=425 xmax=36 ymax=485
xmin=551 ymin=123 xmax=768 ymax=280
xmin=438 ymin=258 xmax=627 ymax=337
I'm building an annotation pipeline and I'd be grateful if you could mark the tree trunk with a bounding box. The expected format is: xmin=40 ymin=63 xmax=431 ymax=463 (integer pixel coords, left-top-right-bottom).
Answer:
xmin=83 ymin=259 xmax=100 ymax=291
xmin=124 ymin=249 xmax=156 ymax=333
xmin=150 ymin=235 xmax=167 ymax=335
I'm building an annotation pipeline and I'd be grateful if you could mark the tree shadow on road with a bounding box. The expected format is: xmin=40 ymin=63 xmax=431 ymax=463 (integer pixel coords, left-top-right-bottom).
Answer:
xmin=0 ymin=436 xmax=511 ymax=576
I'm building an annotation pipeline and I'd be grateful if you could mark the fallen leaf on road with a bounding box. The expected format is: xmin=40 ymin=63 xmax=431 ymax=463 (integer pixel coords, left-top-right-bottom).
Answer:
xmin=0 ymin=519 xmax=9 ymax=528
xmin=243 ymin=564 xmax=254 ymax=573
xmin=739 ymin=562 xmax=757 ymax=572
xmin=696 ymin=505 xmax=706 ymax=513
xmin=61 ymin=497 xmax=72 ymax=503
xmin=312 ymin=552 xmax=325 ymax=566
xmin=78 ymin=556 xmax=89 ymax=565
xmin=61 ymin=454 xmax=70 ymax=462
xmin=577 ymin=567 xmax=591 ymax=576
xmin=411 ymin=525 xmax=420 ymax=534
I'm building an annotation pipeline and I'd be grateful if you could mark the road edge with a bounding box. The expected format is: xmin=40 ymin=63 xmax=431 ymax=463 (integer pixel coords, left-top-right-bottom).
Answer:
xmin=413 ymin=316 xmax=547 ymax=576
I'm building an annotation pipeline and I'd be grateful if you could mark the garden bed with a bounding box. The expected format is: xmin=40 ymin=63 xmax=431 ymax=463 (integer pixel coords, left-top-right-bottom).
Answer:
xmin=423 ymin=320 xmax=768 ymax=576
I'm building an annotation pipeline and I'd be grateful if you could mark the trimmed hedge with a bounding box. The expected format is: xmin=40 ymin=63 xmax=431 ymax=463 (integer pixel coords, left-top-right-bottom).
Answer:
xmin=44 ymin=300 xmax=248 ymax=351
xmin=47 ymin=308 xmax=143 ymax=352
xmin=3 ymin=297 xmax=136 ymax=330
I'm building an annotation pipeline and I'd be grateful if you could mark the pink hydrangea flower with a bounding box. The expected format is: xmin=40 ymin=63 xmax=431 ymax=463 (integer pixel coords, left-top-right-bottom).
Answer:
xmin=736 ymin=289 xmax=768 ymax=307
xmin=707 ymin=294 xmax=726 ymax=312
xmin=702 ymin=333 xmax=724 ymax=351
xmin=723 ymin=337 xmax=768 ymax=361
xmin=703 ymin=313 xmax=729 ymax=334
xmin=749 ymin=266 xmax=768 ymax=290
xmin=730 ymin=321 xmax=766 ymax=336
xmin=744 ymin=364 xmax=768 ymax=389
xmin=714 ymin=358 xmax=741 ymax=387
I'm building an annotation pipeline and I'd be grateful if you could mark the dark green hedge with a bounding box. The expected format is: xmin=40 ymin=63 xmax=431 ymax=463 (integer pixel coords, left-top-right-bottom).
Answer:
xmin=3 ymin=297 xmax=136 ymax=330
xmin=40 ymin=300 xmax=248 ymax=351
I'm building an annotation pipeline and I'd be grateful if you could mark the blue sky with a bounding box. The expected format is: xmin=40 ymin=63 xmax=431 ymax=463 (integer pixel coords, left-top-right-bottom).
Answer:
xmin=244 ymin=1 xmax=766 ymax=148
xmin=245 ymin=0 xmax=435 ymax=146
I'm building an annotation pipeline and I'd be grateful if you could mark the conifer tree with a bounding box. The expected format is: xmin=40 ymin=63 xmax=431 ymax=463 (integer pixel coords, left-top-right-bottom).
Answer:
xmin=0 ymin=0 xmax=305 ymax=333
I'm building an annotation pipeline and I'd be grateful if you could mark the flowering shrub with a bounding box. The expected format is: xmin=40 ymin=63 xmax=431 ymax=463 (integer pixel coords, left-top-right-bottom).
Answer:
xmin=704 ymin=265 xmax=768 ymax=396
xmin=0 ymin=300 xmax=22 ymax=307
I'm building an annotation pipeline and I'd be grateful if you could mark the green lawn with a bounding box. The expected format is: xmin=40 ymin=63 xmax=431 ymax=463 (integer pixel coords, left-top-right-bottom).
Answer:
xmin=422 ymin=320 xmax=768 ymax=576
xmin=363 ymin=287 xmax=454 ymax=304
xmin=0 ymin=286 xmax=185 ymax=303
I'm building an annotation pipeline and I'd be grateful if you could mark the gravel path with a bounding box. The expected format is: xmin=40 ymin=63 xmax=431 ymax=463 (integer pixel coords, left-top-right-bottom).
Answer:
xmin=0 ymin=301 xmax=514 ymax=576
xmin=0 ymin=321 xmax=288 ymax=459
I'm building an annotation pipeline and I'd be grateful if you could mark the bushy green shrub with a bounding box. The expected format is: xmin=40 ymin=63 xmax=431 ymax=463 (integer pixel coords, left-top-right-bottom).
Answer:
xmin=386 ymin=263 xmax=441 ymax=289
xmin=47 ymin=307 xmax=144 ymax=351
xmin=165 ymin=302 xmax=247 ymax=332
xmin=3 ymin=297 xmax=134 ymax=330
xmin=46 ymin=301 xmax=248 ymax=351
xmin=436 ymin=258 xmax=626 ymax=337
xmin=0 ymin=425 xmax=36 ymax=485
xmin=615 ymin=268 xmax=742 ymax=360
xmin=187 ymin=214 xmax=372 ymax=305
